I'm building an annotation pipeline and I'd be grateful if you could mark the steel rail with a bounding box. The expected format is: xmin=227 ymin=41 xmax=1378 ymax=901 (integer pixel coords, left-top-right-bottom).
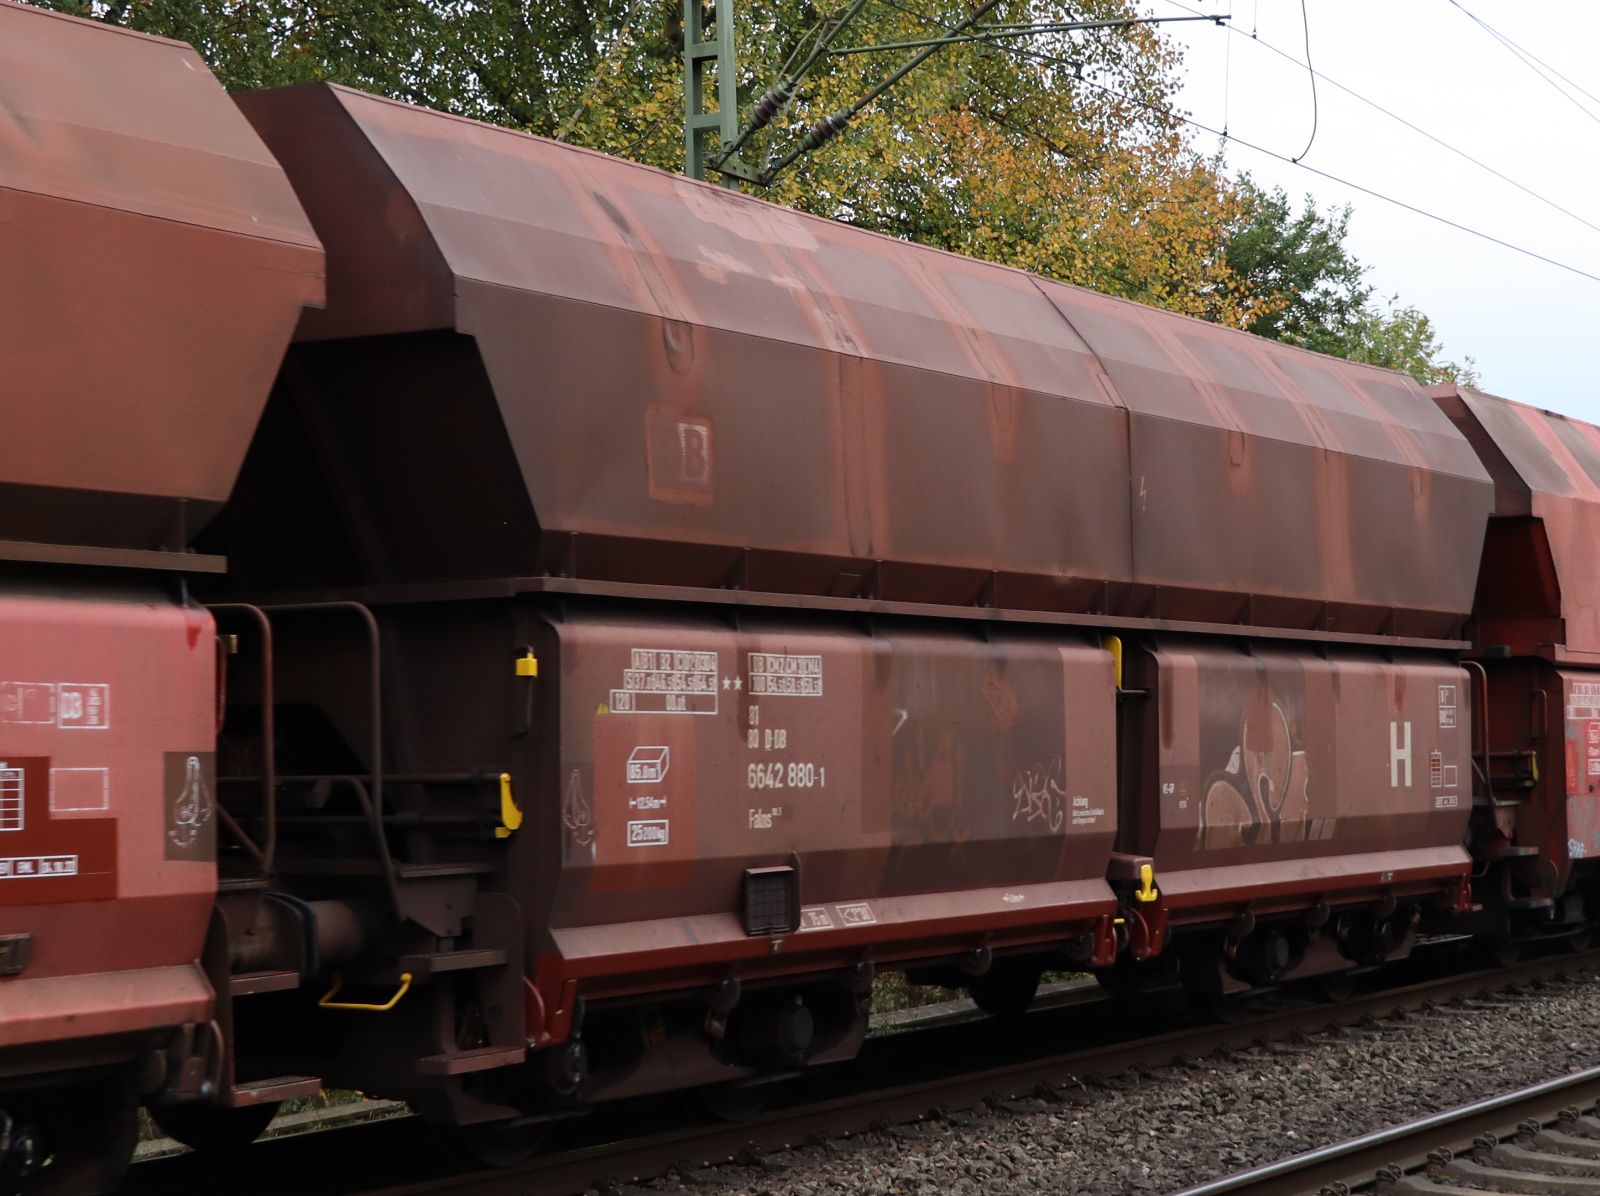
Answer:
xmin=336 ymin=951 xmax=1600 ymax=1196
xmin=1166 ymin=1064 xmax=1600 ymax=1196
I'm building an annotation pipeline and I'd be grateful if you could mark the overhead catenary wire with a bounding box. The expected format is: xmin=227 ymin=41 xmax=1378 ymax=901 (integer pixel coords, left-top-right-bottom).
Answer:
xmin=1445 ymin=0 xmax=1600 ymax=128
xmin=883 ymin=0 xmax=1600 ymax=288
xmin=830 ymin=13 xmax=1224 ymax=55
xmin=1221 ymin=3 xmax=1231 ymax=136
xmin=1466 ymin=14 xmax=1600 ymax=110
xmin=713 ymin=0 xmax=876 ymax=171
xmin=775 ymin=12 xmax=834 ymax=81
xmin=1158 ymin=0 xmax=1600 ymax=238
xmin=758 ymin=11 xmax=1225 ymax=183
xmin=1194 ymin=114 xmax=1600 ymax=286
xmin=760 ymin=0 xmax=1004 ymax=182
xmin=1290 ymin=0 xmax=1315 ymax=161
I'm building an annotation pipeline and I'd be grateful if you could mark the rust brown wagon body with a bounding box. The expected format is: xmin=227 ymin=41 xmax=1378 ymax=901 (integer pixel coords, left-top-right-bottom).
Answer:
xmin=175 ymin=81 xmax=1496 ymax=1123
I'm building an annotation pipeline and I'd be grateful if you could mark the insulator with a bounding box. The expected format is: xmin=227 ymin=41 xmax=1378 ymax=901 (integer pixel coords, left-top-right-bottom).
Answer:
xmin=751 ymin=81 xmax=794 ymax=128
xmin=803 ymin=114 xmax=849 ymax=150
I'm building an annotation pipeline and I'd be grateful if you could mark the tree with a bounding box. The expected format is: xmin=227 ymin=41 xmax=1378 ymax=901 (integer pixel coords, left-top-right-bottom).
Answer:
xmin=1223 ymin=177 xmax=1476 ymax=386
xmin=1339 ymin=298 xmax=1479 ymax=386
xmin=1220 ymin=177 xmax=1367 ymax=346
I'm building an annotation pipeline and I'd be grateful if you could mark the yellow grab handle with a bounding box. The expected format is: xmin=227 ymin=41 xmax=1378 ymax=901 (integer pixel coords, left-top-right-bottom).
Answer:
xmin=1103 ymin=635 xmax=1123 ymax=690
xmin=319 ymin=972 xmax=413 ymax=1012
xmin=1135 ymin=863 xmax=1159 ymax=904
xmin=495 ymin=772 xmax=523 ymax=839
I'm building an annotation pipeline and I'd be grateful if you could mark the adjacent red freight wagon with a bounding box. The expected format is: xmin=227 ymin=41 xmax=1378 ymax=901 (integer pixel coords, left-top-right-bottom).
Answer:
xmin=1435 ymin=385 xmax=1600 ymax=951
xmin=0 ymin=2 xmax=322 ymax=1191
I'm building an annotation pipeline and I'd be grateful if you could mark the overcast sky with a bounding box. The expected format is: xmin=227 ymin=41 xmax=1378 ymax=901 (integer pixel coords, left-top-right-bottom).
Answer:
xmin=1156 ymin=0 xmax=1598 ymax=419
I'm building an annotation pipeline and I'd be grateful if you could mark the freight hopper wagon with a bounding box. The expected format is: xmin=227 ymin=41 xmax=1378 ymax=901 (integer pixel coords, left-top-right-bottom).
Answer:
xmin=0 ymin=6 xmax=323 ymax=1193
xmin=180 ymin=80 xmax=1497 ymax=1153
xmin=1435 ymin=386 xmax=1600 ymax=955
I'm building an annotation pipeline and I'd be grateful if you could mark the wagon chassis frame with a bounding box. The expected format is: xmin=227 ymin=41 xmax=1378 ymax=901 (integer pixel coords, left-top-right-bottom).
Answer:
xmin=223 ymin=574 xmax=1469 ymax=655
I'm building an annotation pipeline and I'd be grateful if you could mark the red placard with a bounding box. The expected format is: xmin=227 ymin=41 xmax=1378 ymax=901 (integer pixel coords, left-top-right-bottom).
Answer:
xmin=0 ymin=756 xmax=116 ymax=906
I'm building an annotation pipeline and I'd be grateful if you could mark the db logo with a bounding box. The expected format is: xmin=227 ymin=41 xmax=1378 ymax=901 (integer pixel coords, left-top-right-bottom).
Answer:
xmin=57 ymin=684 xmax=109 ymax=730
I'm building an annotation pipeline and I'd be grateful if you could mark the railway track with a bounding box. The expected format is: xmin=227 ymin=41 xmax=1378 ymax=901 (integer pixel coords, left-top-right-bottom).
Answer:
xmin=125 ymin=948 xmax=1600 ymax=1196
xmin=1170 ymin=1064 xmax=1600 ymax=1195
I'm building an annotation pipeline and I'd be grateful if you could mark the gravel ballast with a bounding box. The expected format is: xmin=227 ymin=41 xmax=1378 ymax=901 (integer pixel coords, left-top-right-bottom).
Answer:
xmin=602 ymin=969 xmax=1600 ymax=1196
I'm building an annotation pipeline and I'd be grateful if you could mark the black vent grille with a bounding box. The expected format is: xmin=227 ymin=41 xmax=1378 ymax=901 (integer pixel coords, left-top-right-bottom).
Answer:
xmin=0 ymin=933 xmax=32 ymax=977
xmin=743 ymin=865 xmax=799 ymax=935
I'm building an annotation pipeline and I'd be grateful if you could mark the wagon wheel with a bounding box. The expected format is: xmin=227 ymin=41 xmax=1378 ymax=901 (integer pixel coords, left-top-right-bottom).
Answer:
xmin=1189 ymin=990 xmax=1256 ymax=1023
xmin=149 ymin=1100 xmax=281 ymax=1154
xmin=438 ymin=1117 xmax=549 ymax=1169
xmin=22 ymin=1082 xmax=138 ymax=1196
xmin=700 ymin=1080 xmax=774 ymax=1122
xmin=1308 ymin=969 xmax=1357 ymax=1003
xmin=967 ymin=963 xmax=1042 ymax=1019
xmin=1486 ymin=936 xmax=1522 ymax=967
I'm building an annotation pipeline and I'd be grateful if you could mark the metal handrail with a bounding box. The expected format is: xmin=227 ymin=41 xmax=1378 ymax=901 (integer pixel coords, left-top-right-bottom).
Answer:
xmin=207 ymin=603 xmax=277 ymax=874
xmin=209 ymin=600 xmax=400 ymax=916
xmin=258 ymin=601 xmax=396 ymax=916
